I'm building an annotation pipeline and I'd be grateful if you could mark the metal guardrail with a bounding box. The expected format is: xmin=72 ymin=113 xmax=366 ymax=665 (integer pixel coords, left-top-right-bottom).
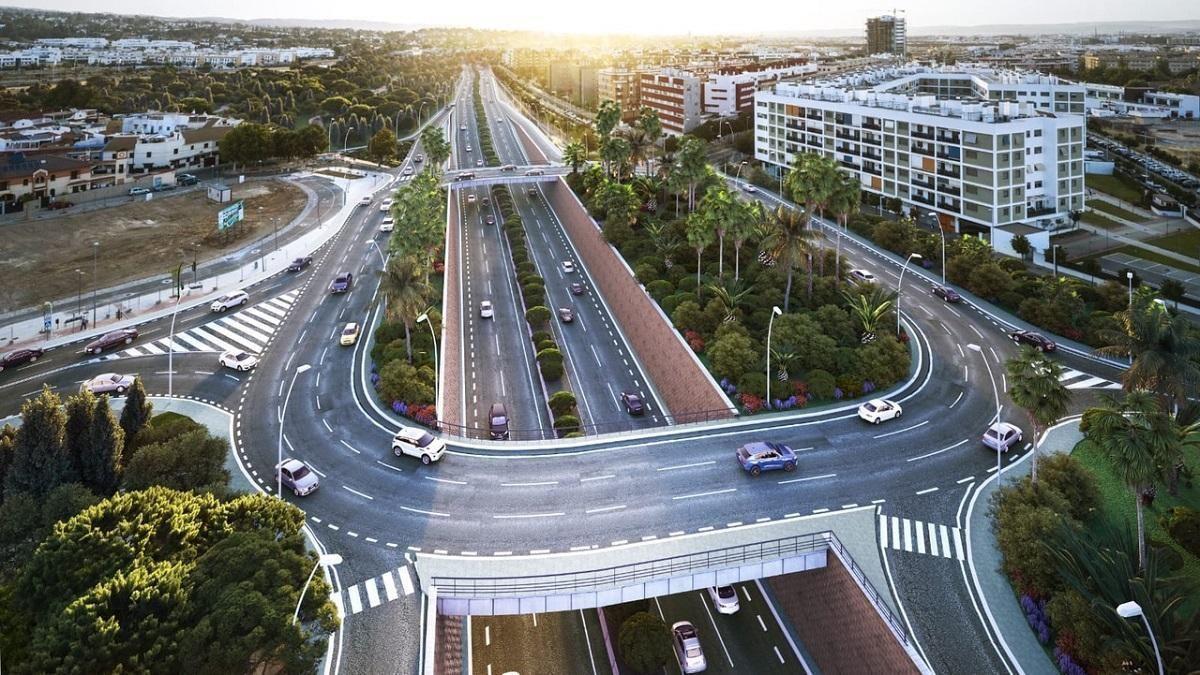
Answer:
xmin=431 ymin=407 xmax=736 ymax=442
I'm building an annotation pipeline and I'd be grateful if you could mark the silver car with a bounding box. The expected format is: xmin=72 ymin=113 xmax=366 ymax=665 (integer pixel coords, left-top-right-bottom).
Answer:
xmin=83 ymin=373 xmax=135 ymax=395
xmin=982 ymin=422 xmax=1023 ymax=452
xmin=278 ymin=458 xmax=319 ymax=497
xmin=672 ymin=621 xmax=707 ymax=673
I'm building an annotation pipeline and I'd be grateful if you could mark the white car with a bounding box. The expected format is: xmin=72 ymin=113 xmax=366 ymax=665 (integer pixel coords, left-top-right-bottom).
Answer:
xmin=672 ymin=621 xmax=707 ymax=674
xmin=379 ymin=198 xmax=393 ymax=213
xmin=857 ymin=398 xmax=902 ymax=424
xmin=210 ymin=290 xmax=248 ymax=312
xmin=403 ymin=166 xmax=413 ymax=176
xmin=742 ymin=183 xmax=758 ymax=193
xmin=219 ymin=350 xmax=258 ymax=371
xmin=460 ymin=124 xmax=468 ymax=131
xmin=480 ymin=300 xmax=494 ymax=319
xmin=277 ymin=458 xmax=319 ymax=497
xmin=466 ymin=145 xmax=472 ymax=152
xmin=467 ymin=194 xmax=476 ymax=204
xmin=82 ymin=373 xmax=135 ymax=395
xmin=561 ymin=260 xmax=576 ymax=274
xmin=392 ymin=425 xmax=446 ymax=465
xmin=849 ymin=268 xmax=877 ymax=284
xmin=983 ymin=422 xmax=1023 ymax=452
xmin=380 ymin=216 xmax=394 ymax=232
xmin=359 ymin=196 xmax=372 ymax=206
xmin=476 ymin=159 xmax=484 ymax=167
xmin=708 ymin=586 xmax=740 ymax=614
xmin=128 ymin=186 xmax=151 ymax=195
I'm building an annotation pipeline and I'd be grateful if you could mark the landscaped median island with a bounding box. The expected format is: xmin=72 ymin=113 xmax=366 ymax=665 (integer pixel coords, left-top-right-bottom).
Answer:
xmin=473 ymin=69 xmax=500 ymax=167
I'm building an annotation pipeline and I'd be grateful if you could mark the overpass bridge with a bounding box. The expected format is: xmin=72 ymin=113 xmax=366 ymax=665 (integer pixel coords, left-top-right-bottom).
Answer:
xmin=441 ymin=164 xmax=569 ymax=190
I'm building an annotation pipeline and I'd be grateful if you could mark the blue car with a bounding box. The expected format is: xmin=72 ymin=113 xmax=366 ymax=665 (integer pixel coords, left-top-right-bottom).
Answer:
xmin=736 ymin=442 xmax=797 ymax=476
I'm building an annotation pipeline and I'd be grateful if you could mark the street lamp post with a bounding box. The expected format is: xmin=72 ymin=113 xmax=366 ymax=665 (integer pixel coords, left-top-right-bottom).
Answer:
xmin=935 ymin=225 xmax=947 ymax=285
xmin=735 ymin=160 xmax=748 ymax=185
xmin=91 ymin=241 xmax=99 ymax=325
xmin=766 ymin=306 xmax=783 ymax=407
xmin=718 ymin=120 xmax=733 ymax=140
xmin=75 ymin=269 xmax=83 ymax=320
xmin=277 ymin=364 xmax=312 ymax=497
xmin=343 ymin=126 xmax=356 ymax=152
xmin=1127 ymin=270 xmax=1135 ymax=364
xmin=1116 ymin=601 xmax=1164 ymax=675
xmin=293 ymin=553 xmax=344 ymax=625
xmin=167 ymin=291 xmax=184 ymax=398
xmin=967 ymin=343 xmax=1003 ymax=477
xmin=897 ymin=253 xmax=923 ymax=334
xmin=369 ymin=240 xmax=387 ymax=268
xmin=417 ymin=312 xmax=438 ymax=412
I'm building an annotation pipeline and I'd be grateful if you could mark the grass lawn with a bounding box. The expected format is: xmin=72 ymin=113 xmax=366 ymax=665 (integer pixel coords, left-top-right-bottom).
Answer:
xmin=1087 ymin=199 xmax=1148 ymax=223
xmin=1142 ymin=227 xmax=1200 ymax=260
xmin=1072 ymin=439 xmax=1200 ymax=611
xmin=1080 ymin=210 xmax=1125 ymax=230
xmin=1087 ymin=173 xmax=1146 ymax=204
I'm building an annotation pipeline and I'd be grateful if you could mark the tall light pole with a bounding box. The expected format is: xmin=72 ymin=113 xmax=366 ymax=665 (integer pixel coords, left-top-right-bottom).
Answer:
xmin=1127 ymin=270 xmax=1135 ymax=364
xmin=277 ymin=364 xmax=312 ymax=497
xmin=75 ymin=269 xmax=83 ymax=321
xmin=766 ymin=306 xmax=783 ymax=407
xmin=718 ymin=119 xmax=734 ymax=140
xmin=1116 ymin=601 xmax=1163 ymax=675
xmin=342 ymin=125 xmax=356 ymax=152
xmin=91 ymin=241 xmax=99 ymax=325
xmin=935 ymin=224 xmax=947 ymax=286
xmin=294 ymin=553 xmax=343 ymax=625
xmin=417 ymin=312 xmax=438 ymax=411
xmin=369 ymin=239 xmax=387 ymax=269
xmin=967 ymin=343 xmax=1003 ymax=477
xmin=735 ymin=160 xmax=748 ymax=185
xmin=166 ymin=291 xmax=184 ymax=398
xmin=897 ymin=253 xmax=922 ymax=334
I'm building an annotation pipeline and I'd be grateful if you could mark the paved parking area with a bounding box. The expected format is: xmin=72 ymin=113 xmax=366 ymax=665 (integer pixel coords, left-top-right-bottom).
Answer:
xmin=1101 ymin=252 xmax=1200 ymax=296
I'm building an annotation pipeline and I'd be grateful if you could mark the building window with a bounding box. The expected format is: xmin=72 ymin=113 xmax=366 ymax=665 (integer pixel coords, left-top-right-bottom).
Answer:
xmin=146 ymin=152 xmax=152 ymax=158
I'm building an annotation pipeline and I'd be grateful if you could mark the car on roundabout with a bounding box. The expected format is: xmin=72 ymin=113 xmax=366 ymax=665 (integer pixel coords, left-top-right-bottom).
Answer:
xmin=391 ymin=425 xmax=447 ymax=465
xmin=1008 ymin=330 xmax=1056 ymax=352
xmin=340 ymin=323 xmax=360 ymax=346
xmin=84 ymin=328 xmax=139 ymax=355
xmin=982 ymin=422 xmax=1023 ymax=452
xmin=288 ymin=256 xmax=313 ymax=272
xmin=857 ymin=398 xmax=902 ymax=424
xmin=82 ymin=373 xmax=135 ymax=395
xmin=218 ymin=350 xmax=258 ymax=371
xmin=932 ymin=285 xmax=962 ymax=303
xmin=736 ymin=441 xmax=797 ymax=476
xmin=277 ymin=458 xmax=319 ymax=496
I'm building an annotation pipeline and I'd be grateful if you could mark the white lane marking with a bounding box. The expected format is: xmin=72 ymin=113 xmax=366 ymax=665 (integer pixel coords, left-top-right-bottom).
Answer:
xmin=902 ymin=518 xmax=913 ymax=552
xmin=365 ymin=578 xmax=381 ymax=607
xmin=927 ymin=522 xmax=940 ymax=556
xmin=426 ymin=476 xmax=468 ymax=485
xmin=346 ymin=585 xmax=363 ymax=614
xmin=949 ymin=391 xmax=964 ymax=408
xmin=915 ymin=520 xmax=927 ymax=554
xmin=656 ymin=460 xmax=716 ymax=472
xmin=342 ymin=485 xmax=374 ymax=500
xmin=585 ymin=504 xmax=626 ymax=514
xmin=492 ymin=512 xmax=565 ymax=519
xmin=500 ymin=480 xmax=559 ymax=487
xmin=891 ymin=517 xmax=901 ymax=550
xmin=400 ymin=506 xmax=450 ymax=517
xmin=907 ymin=438 xmax=968 ymax=462
xmin=579 ymin=474 xmax=615 ymax=482
xmin=872 ymin=420 xmax=929 ymax=439
xmin=777 ymin=473 xmax=836 ymax=485
xmin=673 ymin=488 xmax=736 ymax=501
xmin=916 ymin=486 xmax=939 ymax=495
xmin=382 ymin=571 xmax=398 ymax=601
xmin=340 ymin=440 xmax=361 ymax=455
xmin=940 ymin=525 xmax=953 ymax=559
xmin=879 ymin=514 xmax=888 ymax=549
xmin=399 ymin=566 xmax=415 ymax=595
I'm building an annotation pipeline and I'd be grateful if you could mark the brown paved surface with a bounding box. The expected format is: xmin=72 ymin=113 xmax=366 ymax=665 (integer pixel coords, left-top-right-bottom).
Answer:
xmin=509 ymin=116 xmax=550 ymax=165
xmin=440 ymin=192 xmax=463 ymax=428
xmin=546 ymin=178 xmax=732 ymax=420
xmin=434 ymin=613 xmax=463 ymax=675
xmin=768 ymin=562 xmax=921 ymax=675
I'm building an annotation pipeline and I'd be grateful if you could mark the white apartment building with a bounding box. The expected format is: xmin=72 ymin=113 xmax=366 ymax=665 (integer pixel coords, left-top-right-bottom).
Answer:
xmin=702 ymin=63 xmax=817 ymax=117
xmin=639 ymin=69 xmax=703 ymax=135
xmin=754 ymin=67 xmax=1087 ymax=236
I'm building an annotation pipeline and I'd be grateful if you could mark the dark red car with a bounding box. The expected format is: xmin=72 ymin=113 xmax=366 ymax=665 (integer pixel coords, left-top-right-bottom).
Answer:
xmin=932 ymin=285 xmax=961 ymax=303
xmin=85 ymin=328 xmax=139 ymax=355
xmin=1008 ymin=330 xmax=1056 ymax=352
xmin=0 ymin=347 xmax=44 ymax=372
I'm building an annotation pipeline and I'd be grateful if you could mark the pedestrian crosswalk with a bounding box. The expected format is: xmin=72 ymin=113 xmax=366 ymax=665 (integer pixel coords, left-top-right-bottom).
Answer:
xmin=335 ymin=564 xmax=418 ymax=617
xmin=100 ymin=290 xmax=298 ymax=360
xmin=879 ymin=514 xmax=965 ymax=561
xmin=1058 ymin=368 xmax=1121 ymax=390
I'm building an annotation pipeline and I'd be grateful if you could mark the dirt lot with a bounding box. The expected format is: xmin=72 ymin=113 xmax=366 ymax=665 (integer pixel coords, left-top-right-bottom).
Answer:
xmin=0 ymin=179 xmax=307 ymax=310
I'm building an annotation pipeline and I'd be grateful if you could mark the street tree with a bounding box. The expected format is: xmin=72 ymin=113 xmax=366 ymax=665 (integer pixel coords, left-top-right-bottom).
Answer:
xmin=381 ymin=255 xmax=432 ymax=363
xmin=4 ymin=387 xmax=69 ymax=499
xmin=761 ymin=204 xmax=817 ymax=310
xmin=618 ymin=611 xmax=672 ymax=675
xmin=420 ymin=126 xmax=451 ymax=168
xmin=827 ymin=172 xmax=861 ymax=285
xmin=119 ymin=377 xmax=153 ymax=449
xmin=1097 ymin=288 xmax=1200 ymax=411
xmin=1006 ymin=347 xmax=1071 ymax=483
xmin=367 ymin=128 xmax=398 ymax=164
xmin=123 ymin=428 xmax=229 ymax=493
xmin=83 ymin=396 xmax=124 ymax=495
xmin=685 ymin=212 xmax=715 ymax=295
xmin=62 ymin=389 xmax=95 ymax=484
xmin=563 ymin=141 xmax=587 ymax=174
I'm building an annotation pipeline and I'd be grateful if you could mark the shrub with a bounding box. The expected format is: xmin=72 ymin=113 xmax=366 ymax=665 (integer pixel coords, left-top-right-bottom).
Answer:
xmin=708 ymin=329 xmax=759 ymax=382
xmin=671 ymin=300 xmax=703 ymax=332
xmin=540 ymin=360 xmax=563 ymax=380
xmin=525 ymin=306 xmax=551 ymax=326
xmin=516 ymin=261 xmax=537 ymax=276
xmin=1038 ymin=453 xmax=1099 ymax=522
xmin=537 ymin=339 xmax=558 ymax=352
xmin=536 ymin=348 xmax=563 ymax=365
xmin=548 ymin=391 xmax=577 ymax=417
xmin=618 ymin=611 xmax=671 ymax=675
xmin=660 ymin=292 xmax=691 ymax=317
xmin=835 ymin=375 xmax=861 ymax=399
xmin=531 ymin=330 xmax=551 ymax=345
xmin=646 ymin=280 xmax=674 ymax=301
xmin=519 ymin=273 xmax=544 ymax=286
xmin=806 ymin=369 xmax=836 ymax=399
xmin=377 ymin=360 xmax=435 ymax=406
xmin=553 ymin=414 xmax=580 ymax=433
xmin=989 ymin=478 xmax=1074 ymax=596
xmin=683 ymin=329 xmax=705 ymax=353
xmin=522 ymin=283 xmax=545 ymax=302
xmin=1160 ymin=506 xmax=1200 ymax=556
xmin=738 ymin=371 xmax=767 ymax=399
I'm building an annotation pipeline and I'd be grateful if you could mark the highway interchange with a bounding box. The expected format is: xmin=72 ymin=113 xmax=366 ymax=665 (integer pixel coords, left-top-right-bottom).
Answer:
xmin=0 ymin=67 xmax=1130 ymax=674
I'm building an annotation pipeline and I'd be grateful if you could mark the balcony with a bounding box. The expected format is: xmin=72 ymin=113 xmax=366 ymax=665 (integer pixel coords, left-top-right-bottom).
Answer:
xmin=937 ymin=149 xmax=961 ymax=161
xmin=806 ymin=112 xmax=823 ymax=121
xmin=862 ymin=150 xmax=883 ymax=162
xmin=806 ymin=138 xmax=822 ymax=148
xmin=937 ymin=184 xmax=961 ymax=197
xmin=937 ymin=165 xmax=961 ymax=179
xmin=1027 ymin=205 xmax=1057 ymax=217
xmin=911 ymin=176 xmax=936 ymax=191
xmin=838 ymin=159 xmax=860 ymax=171
xmin=911 ymin=144 xmax=934 ymax=157
xmin=836 ymin=145 xmax=860 ymax=156
xmin=863 ymin=164 xmax=882 ymax=177
xmin=911 ymin=128 xmax=935 ymax=140
xmin=862 ymin=120 xmax=882 ymax=131
xmin=912 ymin=192 xmax=936 ymax=207
xmin=836 ymin=129 xmax=860 ymax=142
xmin=937 ymin=200 xmax=962 ymax=213
xmin=937 ymin=132 xmax=961 ymax=144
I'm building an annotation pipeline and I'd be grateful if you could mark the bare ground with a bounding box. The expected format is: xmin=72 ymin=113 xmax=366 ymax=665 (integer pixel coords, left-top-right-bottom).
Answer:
xmin=0 ymin=180 xmax=307 ymax=310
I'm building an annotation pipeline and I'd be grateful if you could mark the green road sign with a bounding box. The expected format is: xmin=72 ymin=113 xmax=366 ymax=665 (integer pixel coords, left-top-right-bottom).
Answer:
xmin=218 ymin=200 xmax=244 ymax=231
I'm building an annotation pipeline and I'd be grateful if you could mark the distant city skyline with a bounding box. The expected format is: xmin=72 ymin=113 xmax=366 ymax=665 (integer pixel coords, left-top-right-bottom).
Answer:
xmin=10 ymin=0 xmax=1200 ymax=36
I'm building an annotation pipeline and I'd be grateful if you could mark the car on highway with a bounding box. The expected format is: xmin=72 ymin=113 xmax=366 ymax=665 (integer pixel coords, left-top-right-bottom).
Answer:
xmin=857 ymin=398 xmax=902 ymax=424
xmin=480 ymin=300 xmax=494 ymax=319
xmin=558 ymin=306 xmax=574 ymax=323
xmin=456 ymin=172 xmax=476 ymax=181
xmin=482 ymin=196 xmax=490 ymax=206
xmin=218 ymin=350 xmax=258 ymax=371
xmin=466 ymin=144 xmax=472 ymax=152
xmin=708 ymin=585 xmax=740 ymax=614
xmin=391 ymin=425 xmax=446 ymax=465
xmin=476 ymin=159 xmax=484 ymax=167
xmin=460 ymin=124 xmax=467 ymax=131
xmin=561 ymin=260 xmax=576 ymax=274
xmin=277 ymin=458 xmax=319 ymax=497
xmin=82 ymin=373 xmax=135 ymax=395
xmin=210 ymin=290 xmax=249 ymax=313
xmin=671 ymin=621 xmax=707 ymax=674
xmin=359 ymin=196 xmax=372 ymax=206
xmin=467 ymin=193 xmax=476 ymax=204
xmin=329 ymin=272 xmax=353 ymax=294
xmin=415 ymin=154 xmax=424 ymax=163
xmin=527 ymin=187 xmax=538 ymax=197
xmin=1008 ymin=330 xmax=1056 ymax=352
xmin=742 ymin=183 xmax=758 ymax=193
xmin=85 ymin=328 xmax=138 ymax=355
xmin=381 ymin=216 xmax=394 ymax=232
xmin=848 ymin=268 xmax=876 ymax=284
xmin=620 ymin=391 xmax=645 ymax=416
xmin=128 ymin=186 xmax=150 ymax=195
xmin=736 ymin=441 xmax=797 ymax=476
xmin=570 ymin=282 xmax=584 ymax=296
xmin=340 ymin=322 xmax=360 ymax=346
xmin=288 ymin=256 xmax=313 ymax=272
xmin=380 ymin=198 xmax=393 ymax=213
xmin=488 ymin=403 xmax=510 ymax=440
xmin=0 ymin=347 xmax=44 ymax=372
xmin=484 ymin=214 xmax=495 ymax=225
xmin=932 ymin=285 xmax=962 ymax=303
xmin=403 ymin=165 xmax=414 ymax=176
xmin=983 ymin=422 xmax=1023 ymax=452
xmin=525 ymin=169 xmax=545 ymax=176
xmin=500 ymin=164 xmax=516 ymax=172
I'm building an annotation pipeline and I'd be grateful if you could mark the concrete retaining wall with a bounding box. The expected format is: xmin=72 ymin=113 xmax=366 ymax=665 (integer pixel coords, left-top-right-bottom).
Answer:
xmin=440 ymin=191 xmax=463 ymax=428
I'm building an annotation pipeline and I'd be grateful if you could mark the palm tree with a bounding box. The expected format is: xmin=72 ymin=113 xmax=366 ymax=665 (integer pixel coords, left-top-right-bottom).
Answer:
xmin=645 ymin=221 xmax=682 ymax=269
xmin=697 ymin=185 xmax=740 ymax=279
xmin=769 ymin=343 xmax=801 ymax=381
xmin=827 ymin=173 xmax=861 ymax=285
xmin=842 ymin=286 xmax=895 ymax=343
xmin=563 ymin=141 xmax=587 ymax=174
xmin=785 ymin=154 xmax=838 ymax=273
xmin=1096 ymin=289 xmax=1200 ymax=411
xmin=731 ymin=201 xmax=762 ymax=282
xmin=1082 ymin=391 xmax=1176 ymax=570
xmin=686 ymin=213 xmax=715 ymax=297
xmin=380 ymin=255 xmax=432 ymax=363
xmin=1005 ymin=347 xmax=1072 ymax=483
xmin=706 ymin=280 xmax=753 ymax=322
xmin=761 ymin=205 xmax=817 ymax=311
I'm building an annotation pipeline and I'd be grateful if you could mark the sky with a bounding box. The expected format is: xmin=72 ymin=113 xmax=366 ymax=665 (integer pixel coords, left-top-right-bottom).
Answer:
xmin=14 ymin=0 xmax=1200 ymax=35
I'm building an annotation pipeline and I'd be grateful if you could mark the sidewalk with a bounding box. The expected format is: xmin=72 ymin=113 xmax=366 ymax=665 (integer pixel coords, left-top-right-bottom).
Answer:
xmin=965 ymin=420 xmax=1084 ymax=675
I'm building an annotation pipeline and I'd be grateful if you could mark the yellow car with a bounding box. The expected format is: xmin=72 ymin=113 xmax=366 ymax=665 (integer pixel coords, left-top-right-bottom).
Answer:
xmin=339 ymin=322 xmax=360 ymax=346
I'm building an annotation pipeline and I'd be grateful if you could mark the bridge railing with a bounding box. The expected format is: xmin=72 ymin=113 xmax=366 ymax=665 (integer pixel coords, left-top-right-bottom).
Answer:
xmin=432 ymin=407 xmax=736 ymax=442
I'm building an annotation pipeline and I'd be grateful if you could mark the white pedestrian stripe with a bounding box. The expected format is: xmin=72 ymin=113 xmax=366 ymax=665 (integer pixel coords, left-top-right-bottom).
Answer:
xmin=1058 ymin=368 xmax=1121 ymax=390
xmin=340 ymin=564 xmax=418 ymax=615
xmin=100 ymin=290 xmax=298 ymax=361
xmin=879 ymin=514 xmax=964 ymax=561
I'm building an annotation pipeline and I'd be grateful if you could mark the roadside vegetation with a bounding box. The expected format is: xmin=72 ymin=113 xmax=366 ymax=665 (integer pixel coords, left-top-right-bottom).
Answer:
xmin=473 ymin=71 xmax=501 ymax=166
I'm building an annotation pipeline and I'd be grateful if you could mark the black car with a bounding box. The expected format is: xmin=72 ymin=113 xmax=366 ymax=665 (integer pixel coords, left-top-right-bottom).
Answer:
xmin=488 ymin=403 xmax=510 ymax=440
xmin=178 ymin=174 xmax=199 ymax=186
xmin=0 ymin=347 xmax=44 ymax=372
xmin=85 ymin=328 xmax=139 ymax=355
xmin=932 ymin=285 xmax=961 ymax=303
xmin=527 ymin=188 xmax=538 ymax=197
xmin=288 ymin=256 xmax=313 ymax=272
xmin=621 ymin=391 xmax=645 ymax=416
xmin=570 ymin=282 xmax=584 ymax=296
xmin=1008 ymin=330 xmax=1057 ymax=352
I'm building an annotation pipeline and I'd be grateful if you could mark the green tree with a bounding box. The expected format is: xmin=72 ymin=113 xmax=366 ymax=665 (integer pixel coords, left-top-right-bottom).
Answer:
xmin=827 ymin=172 xmax=861 ymax=285
xmin=618 ymin=611 xmax=672 ymax=674
xmin=842 ymin=286 xmax=896 ymax=342
xmin=596 ymin=180 xmax=639 ymax=246
xmin=5 ymin=387 xmax=69 ymax=499
xmin=685 ymin=212 xmax=715 ymax=295
xmin=708 ymin=325 xmax=759 ymax=382
xmin=1010 ymin=233 xmax=1032 ymax=259
xmin=563 ymin=140 xmax=587 ymax=174
xmin=377 ymin=360 xmax=435 ymax=405
xmin=675 ymin=137 xmax=708 ymax=211
xmin=548 ymin=391 xmax=577 ymax=417
xmin=123 ymin=428 xmax=229 ymax=493
xmin=696 ymin=184 xmax=742 ymax=279
xmin=1097 ymin=288 xmax=1200 ymax=410
xmin=220 ymin=122 xmax=274 ymax=171
xmin=420 ymin=125 xmax=451 ymax=168
xmin=1005 ymin=347 xmax=1071 ymax=483
xmin=381 ymin=255 xmax=432 ymax=363
xmin=119 ymin=377 xmax=153 ymax=449
xmin=62 ymin=389 xmax=94 ymax=485
xmin=293 ymin=124 xmax=329 ymax=159
xmin=761 ymin=204 xmax=818 ymax=310
xmin=602 ymin=136 xmax=632 ymax=181
xmin=773 ymin=313 xmax=839 ymax=373
xmin=1158 ymin=278 xmax=1185 ymax=309
xmin=594 ymin=99 xmax=621 ymax=145
xmin=83 ymin=395 xmax=124 ymax=495
xmin=367 ymin=127 xmax=398 ymax=164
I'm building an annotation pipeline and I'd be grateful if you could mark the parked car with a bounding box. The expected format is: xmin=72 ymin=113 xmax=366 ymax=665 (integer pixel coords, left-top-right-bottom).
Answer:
xmin=82 ymin=373 xmax=135 ymax=395
xmin=932 ymin=285 xmax=961 ymax=303
xmin=380 ymin=216 xmax=395 ymax=232
xmin=178 ymin=173 xmax=199 ymax=186
xmin=849 ymin=268 xmax=876 ymax=284
xmin=484 ymin=214 xmax=495 ymax=225
xmin=0 ymin=347 xmax=44 ymax=372
xmin=329 ymin=272 xmax=354 ymax=293
xmin=857 ymin=398 xmax=903 ymax=424
xmin=153 ymin=183 xmax=176 ymax=192
xmin=288 ymin=256 xmax=313 ymax=272
xmin=85 ymin=328 xmax=138 ymax=355
xmin=359 ymin=196 xmax=372 ymax=206
xmin=392 ymin=425 xmax=446 ymax=465
xmin=1008 ymin=330 xmax=1056 ymax=352
xmin=480 ymin=300 xmax=494 ymax=319
xmin=570 ymin=282 xmax=584 ymax=296
xmin=558 ymin=307 xmax=574 ymax=323
xmin=983 ymin=422 xmax=1023 ymax=452
xmin=561 ymin=260 xmax=576 ymax=274
xmin=620 ymin=391 xmax=645 ymax=416
xmin=488 ymin=403 xmax=510 ymax=440
xmin=672 ymin=621 xmax=707 ymax=674
xmin=210 ymin=290 xmax=249 ymax=313
xmin=736 ymin=441 xmax=797 ymax=476
xmin=218 ymin=350 xmax=259 ymax=371
xmin=128 ymin=187 xmax=151 ymax=195
xmin=278 ymin=458 xmax=319 ymax=496
xmin=708 ymin=586 xmax=740 ymax=614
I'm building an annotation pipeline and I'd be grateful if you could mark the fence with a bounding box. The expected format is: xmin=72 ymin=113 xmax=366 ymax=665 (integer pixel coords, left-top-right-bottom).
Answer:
xmin=431 ymin=407 xmax=738 ymax=442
